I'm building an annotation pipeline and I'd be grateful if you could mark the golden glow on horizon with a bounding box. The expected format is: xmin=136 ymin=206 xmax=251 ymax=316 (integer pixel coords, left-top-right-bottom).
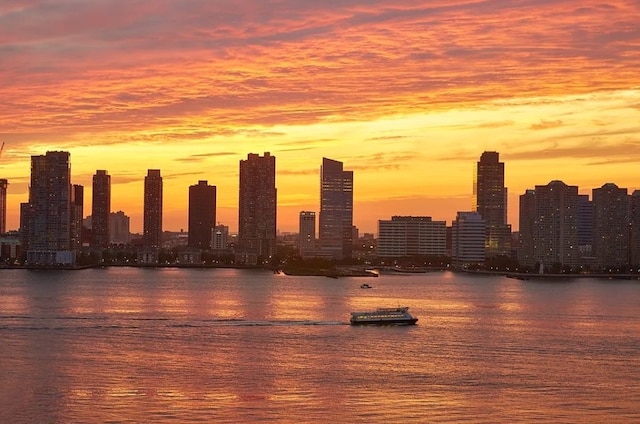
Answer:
xmin=1 ymin=1 xmax=639 ymax=233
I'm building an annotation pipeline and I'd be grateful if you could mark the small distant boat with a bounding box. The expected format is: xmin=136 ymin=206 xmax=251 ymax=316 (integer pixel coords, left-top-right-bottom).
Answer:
xmin=350 ymin=307 xmax=418 ymax=325
xmin=506 ymin=274 xmax=530 ymax=281
xmin=360 ymin=283 xmax=372 ymax=289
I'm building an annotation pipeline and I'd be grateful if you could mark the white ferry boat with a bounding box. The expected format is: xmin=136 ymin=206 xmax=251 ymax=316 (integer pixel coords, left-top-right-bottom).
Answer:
xmin=350 ymin=307 xmax=418 ymax=325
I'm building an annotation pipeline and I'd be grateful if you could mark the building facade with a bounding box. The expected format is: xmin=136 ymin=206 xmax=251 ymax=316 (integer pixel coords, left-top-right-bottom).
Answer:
xmin=319 ymin=158 xmax=353 ymax=260
xmin=212 ymin=224 xmax=229 ymax=253
xmin=592 ymin=183 xmax=629 ymax=270
xmin=188 ymin=180 xmax=217 ymax=250
xmin=25 ymin=151 xmax=74 ymax=265
xmin=298 ymin=211 xmax=316 ymax=257
xmin=91 ymin=170 xmax=111 ymax=248
xmin=237 ymin=152 xmax=277 ymax=262
xmin=630 ymin=191 xmax=640 ymax=268
xmin=473 ymin=151 xmax=511 ymax=257
xmin=110 ymin=211 xmax=131 ymax=245
xmin=576 ymin=194 xmax=594 ymax=264
xmin=0 ymin=179 xmax=7 ymax=234
xmin=70 ymin=184 xmax=84 ymax=252
xmin=532 ymin=180 xmax=579 ymax=271
xmin=451 ymin=212 xmax=486 ymax=266
xmin=377 ymin=216 xmax=446 ymax=258
xmin=143 ymin=169 xmax=163 ymax=248
xmin=518 ymin=189 xmax=536 ymax=267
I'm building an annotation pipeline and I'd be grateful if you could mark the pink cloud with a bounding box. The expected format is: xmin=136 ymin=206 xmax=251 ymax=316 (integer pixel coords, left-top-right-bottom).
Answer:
xmin=0 ymin=0 xmax=638 ymax=151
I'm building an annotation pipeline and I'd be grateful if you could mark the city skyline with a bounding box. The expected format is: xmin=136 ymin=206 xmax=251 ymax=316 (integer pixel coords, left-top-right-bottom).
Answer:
xmin=0 ymin=1 xmax=639 ymax=234
xmin=3 ymin=150 xmax=640 ymax=236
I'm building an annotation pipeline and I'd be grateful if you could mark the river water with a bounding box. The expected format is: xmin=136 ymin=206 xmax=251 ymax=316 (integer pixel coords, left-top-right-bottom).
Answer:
xmin=0 ymin=268 xmax=639 ymax=423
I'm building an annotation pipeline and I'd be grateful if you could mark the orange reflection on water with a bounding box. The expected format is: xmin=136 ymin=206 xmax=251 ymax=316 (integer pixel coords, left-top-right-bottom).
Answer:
xmin=0 ymin=293 xmax=28 ymax=315
xmin=268 ymin=293 xmax=324 ymax=321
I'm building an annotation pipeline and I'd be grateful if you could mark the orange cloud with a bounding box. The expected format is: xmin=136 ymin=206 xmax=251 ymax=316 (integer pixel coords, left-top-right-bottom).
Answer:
xmin=0 ymin=1 xmax=639 ymax=233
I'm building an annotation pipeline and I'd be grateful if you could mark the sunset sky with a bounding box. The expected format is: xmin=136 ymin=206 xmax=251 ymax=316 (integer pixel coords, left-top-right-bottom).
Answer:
xmin=1 ymin=0 xmax=639 ymax=234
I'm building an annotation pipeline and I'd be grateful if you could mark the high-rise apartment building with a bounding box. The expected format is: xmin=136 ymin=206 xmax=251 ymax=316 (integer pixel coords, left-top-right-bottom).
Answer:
xmin=474 ymin=151 xmax=511 ymax=257
xmin=377 ymin=216 xmax=446 ymax=258
xmin=91 ymin=170 xmax=110 ymax=248
xmin=188 ymin=180 xmax=217 ymax=250
xmin=592 ymin=183 xmax=629 ymax=270
xmin=143 ymin=169 xmax=163 ymax=248
xmin=110 ymin=211 xmax=131 ymax=245
xmin=534 ymin=180 xmax=579 ymax=271
xmin=518 ymin=189 xmax=536 ymax=267
xmin=451 ymin=211 xmax=486 ymax=266
xmin=70 ymin=184 xmax=84 ymax=252
xmin=0 ymin=179 xmax=7 ymax=234
xmin=19 ymin=202 xmax=31 ymax=252
xmin=238 ymin=152 xmax=277 ymax=261
xmin=298 ymin=211 xmax=316 ymax=257
xmin=319 ymin=158 xmax=353 ymax=260
xmin=577 ymin=194 xmax=594 ymax=246
xmin=25 ymin=151 xmax=74 ymax=265
xmin=630 ymin=191 xmax=640 ymax=267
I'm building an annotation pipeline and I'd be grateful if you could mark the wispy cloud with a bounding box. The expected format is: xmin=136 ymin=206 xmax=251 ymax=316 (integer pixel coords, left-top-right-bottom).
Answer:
xmin=175 ymin=152 xmax=238 ymax=163
xmin=1 ymin=0 xmax=638 ymax=138
xmin=530 ymin=119 xmax=564 ymax=130
xmin=1 ymin=0 xmax=639 ymax=233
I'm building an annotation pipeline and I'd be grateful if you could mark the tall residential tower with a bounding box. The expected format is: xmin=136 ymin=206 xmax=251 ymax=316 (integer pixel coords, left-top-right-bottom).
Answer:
xmin=0 ymin=179 xmax=7 ymax=234
xmin=474 ymin=151 xmax=511 ymax=257
xmin=188 ymin=180 xmax=217 ymax=250
xmin=592 ymin=183 xmax=629 ymax=270
xmin=91 ymin=170 xmax=111 ymax=248
xmin=143 ymin=169 xmax=163 ymax=248
xmin=237 ymin=152 xmax=277 ymax=262
xmin=520 ymin=180 xmax=579 ymax=272
xmin=25 ymin=151 xmax=74 ymax=265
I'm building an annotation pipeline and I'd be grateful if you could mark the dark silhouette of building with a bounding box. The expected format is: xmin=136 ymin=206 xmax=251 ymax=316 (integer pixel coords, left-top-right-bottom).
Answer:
xmin=518 ymin=189 xmax=536 ymax=267
xmin=474 ymin=151 xmax=511 ymax=257
xmin=576 ymin=194 xmax=594 ymax=266
xmin=298 ymin=211 xmax=316 ymax=257
xmin=110 ymin=211 xmax=130 ymax=245
xmin=91 ymin=170 xmax=110 ymax=248
xmin=319 ymin=158 xmax=353 ymax=260
xmin=70 ymin=184 xmax=84 ymax=252
xmin=237 ymin=152 xmax=277 ymax=262
xmin=0 ymin=179 xmax=7 ymax=234
xmin=25 ymin=151 xmax=74 ymax=265
xmin=143 ymin=169 xmax=163 ymax=248
xmin=524 ymin=180 xmax=579 ymax=272
xmin=188 ymin=180 xmax=217 ymax=250
xmin=592 ymin=183 xmax=629 ymax=270
xmin=630 ymin=190 xmax=640 ymax=267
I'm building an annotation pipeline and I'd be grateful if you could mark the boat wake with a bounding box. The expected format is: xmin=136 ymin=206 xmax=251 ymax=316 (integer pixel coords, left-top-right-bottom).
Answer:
xmin=0 ymin=315 xmax=349 ymax=331
xmin=198 ymin=319 xmax=348 ymax=327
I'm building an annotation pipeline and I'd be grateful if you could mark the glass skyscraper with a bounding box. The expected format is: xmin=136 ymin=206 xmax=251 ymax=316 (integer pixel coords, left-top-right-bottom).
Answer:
xmin=319 ymin=158 xmax=353 ymax=260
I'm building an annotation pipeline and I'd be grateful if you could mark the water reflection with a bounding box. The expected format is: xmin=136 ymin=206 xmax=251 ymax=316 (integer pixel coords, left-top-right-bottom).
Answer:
xmin=1 ymin=268 xmax=639 ymax=422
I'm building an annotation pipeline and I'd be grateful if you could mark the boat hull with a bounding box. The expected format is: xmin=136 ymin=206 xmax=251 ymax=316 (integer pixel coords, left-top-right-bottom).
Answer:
xmin=350 ymin=318 xmax=418 ymax=326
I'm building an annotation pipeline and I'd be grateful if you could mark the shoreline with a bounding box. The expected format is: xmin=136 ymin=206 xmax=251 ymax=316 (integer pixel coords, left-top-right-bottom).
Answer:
xmin=1 ymin=264 xmax=639 ymax=280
